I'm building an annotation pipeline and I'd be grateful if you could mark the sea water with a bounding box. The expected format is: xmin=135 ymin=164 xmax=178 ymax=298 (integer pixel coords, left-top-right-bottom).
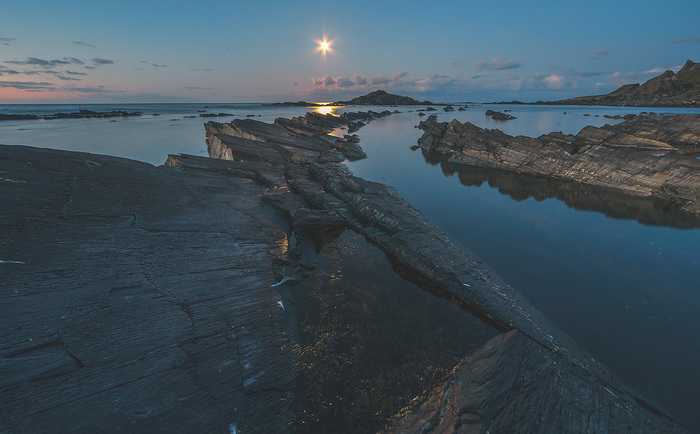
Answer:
xmin=2 ymin=102 xmax=700 ymax=428
xmin=347 ymin=105 xmax=700 ymax=429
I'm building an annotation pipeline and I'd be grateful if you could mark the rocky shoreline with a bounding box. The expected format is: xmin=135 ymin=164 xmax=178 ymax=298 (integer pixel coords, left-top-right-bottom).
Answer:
xmin=418 ymin=113 xmax=700 ymax=218
xmin=0 ymin=110 xmax=689 ymax=432
xmin=0 ymin=109 xmax=143 ymax=121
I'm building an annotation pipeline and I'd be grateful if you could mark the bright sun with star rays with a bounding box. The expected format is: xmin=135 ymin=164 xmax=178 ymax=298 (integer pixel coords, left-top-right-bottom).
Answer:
xmin=315 ymin=34 xmax=333 ymax=57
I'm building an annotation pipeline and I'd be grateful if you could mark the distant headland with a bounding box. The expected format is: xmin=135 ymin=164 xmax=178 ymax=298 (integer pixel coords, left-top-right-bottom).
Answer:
xmin=270 ymin=89 xmax=434 ymax=107
xmin=496 ymin=59 xmax=699 ymax=108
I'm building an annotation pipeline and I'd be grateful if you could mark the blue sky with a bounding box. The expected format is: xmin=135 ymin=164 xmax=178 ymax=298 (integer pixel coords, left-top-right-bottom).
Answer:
xmin=1 ymin=0 xmax=698 ymax=103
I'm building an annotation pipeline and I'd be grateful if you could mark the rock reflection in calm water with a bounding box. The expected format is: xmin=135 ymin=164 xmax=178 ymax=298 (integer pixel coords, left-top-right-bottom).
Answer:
xmin=433 ymin=159 xmax=700 ymax=229
xmin=290 ymin=230 xmax=497 ymax=433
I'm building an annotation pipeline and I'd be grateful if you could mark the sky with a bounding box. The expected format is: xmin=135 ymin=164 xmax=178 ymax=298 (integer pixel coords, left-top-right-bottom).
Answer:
xmin=0 ymin=0 xmax=698 ymax=103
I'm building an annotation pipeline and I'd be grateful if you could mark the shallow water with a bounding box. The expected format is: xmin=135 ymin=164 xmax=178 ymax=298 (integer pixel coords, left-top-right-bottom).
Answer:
xmin=2 ymin=102 xmax=699 ymax=428
xmin=347 ymin=106 xmax=700 ymax=429
xmin=289 ymin=230 xmax=496 ymax=432
xmin=0 ymin=103 xmax=313 ymax=165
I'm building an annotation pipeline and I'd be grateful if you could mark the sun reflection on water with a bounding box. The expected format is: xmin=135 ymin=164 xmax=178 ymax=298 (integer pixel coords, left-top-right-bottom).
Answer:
xmin=312 ymin=104 xmax=341 ymax=116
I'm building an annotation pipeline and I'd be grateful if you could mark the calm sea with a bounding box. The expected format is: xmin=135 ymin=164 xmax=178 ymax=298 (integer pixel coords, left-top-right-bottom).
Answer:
xmin=2 ymin=102 xmax=699 ymax=428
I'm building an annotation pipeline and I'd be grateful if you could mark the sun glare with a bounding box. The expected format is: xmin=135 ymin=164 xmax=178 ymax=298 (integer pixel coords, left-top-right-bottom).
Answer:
xmin=315 ymin=35 xmax=333 ymax=57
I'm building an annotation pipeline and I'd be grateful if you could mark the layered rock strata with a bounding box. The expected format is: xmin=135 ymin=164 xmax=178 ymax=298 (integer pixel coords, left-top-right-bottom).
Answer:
xmin=418 ymin=114 xmax=700 ymax=216
xmin=202 ymin=112 xmax=686 ymax=432
xmin=0 ymin=109 xmax=688 ymax=432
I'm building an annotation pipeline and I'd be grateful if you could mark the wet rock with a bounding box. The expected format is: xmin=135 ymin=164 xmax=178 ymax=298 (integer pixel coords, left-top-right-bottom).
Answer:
xmin=485 ymin=109 xmax=516 ymax=120
xmin=388 ymin=330 xmax=683 ymax=433
xmin=418 ymin=114 xmax=700 ymax=216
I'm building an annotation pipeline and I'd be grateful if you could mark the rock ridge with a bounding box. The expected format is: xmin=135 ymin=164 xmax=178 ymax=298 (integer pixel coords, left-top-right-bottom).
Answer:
xmin=418 ymin=114 xmax=700 ymax=217
xmin=198 ymin=110 xmax=687 ymax=431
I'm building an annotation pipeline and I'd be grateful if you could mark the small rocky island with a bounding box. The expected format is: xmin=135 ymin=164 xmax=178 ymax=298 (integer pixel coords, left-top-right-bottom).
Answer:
xmin=269 ymin=90 xmax=433 ymax=108
xmin=418 ymin=113 xmax=700 ymax=217
xmin=1 ymin=106 xmax=689 ymax=432
xmin=333 ymin=89 xmax=434 ymax=106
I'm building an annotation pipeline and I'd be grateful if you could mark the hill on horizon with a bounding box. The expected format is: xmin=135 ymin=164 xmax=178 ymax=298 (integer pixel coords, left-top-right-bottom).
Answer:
xmin=551 ymin=59 xmax=699 ymax=107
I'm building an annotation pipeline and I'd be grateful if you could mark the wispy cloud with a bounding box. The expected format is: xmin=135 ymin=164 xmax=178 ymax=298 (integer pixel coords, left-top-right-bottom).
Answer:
xmin=73 ymin=41 xmax=95 ymax=47
xmin=667 ymin=36 xmax=700 ymax=44
xmin=448 ymin=60 xmax=464 ymax=68
xmin=562 ymin=66 xmax=603 ymax=77
xmin=0 ymin=80 xmax=56 ymax=91
xmin=643 ymin=67 xmax=665 ymax=74
xmin=92 ymin=57 xmax=114 ymax=65
xmin=0 ymin=37 xmax=16 ymax=46
xmin=63 ymin=85 xmax=109 ymax=93
xmin=589 ymin=48 xmax=609 ymax=59
xmin=191 ymin=67 xmax=213 ymax=72
xmin=0 ymin=66 xmax=20 ymax=76
xmin=474 ymin=58 xmax=521 ymax=71
xmin=141 ymin=60 xmax=171 ymax=68
xmin=7 ymin=57 xmax=73 ymax=67
xmin=183 ymin=86 xmax=213 ymax=90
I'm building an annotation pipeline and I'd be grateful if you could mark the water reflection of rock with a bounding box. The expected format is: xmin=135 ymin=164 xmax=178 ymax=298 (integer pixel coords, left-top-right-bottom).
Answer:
xmin=430 ymin=154 xmax=700 ymax=228
xmin=418 ymin=114 xmax=700 ymax=217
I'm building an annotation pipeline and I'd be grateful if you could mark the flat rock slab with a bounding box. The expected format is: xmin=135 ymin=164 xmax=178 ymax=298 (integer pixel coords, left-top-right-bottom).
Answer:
xmin=0 ymin=145 xmax=297 ymax=432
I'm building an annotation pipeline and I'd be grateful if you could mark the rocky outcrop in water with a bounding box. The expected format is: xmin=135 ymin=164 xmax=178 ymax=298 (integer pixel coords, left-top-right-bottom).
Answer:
xmin=418 ymin=114 xmax=700 ymax=216
xmin=0 ymin=109 xmax=143 ymax=121
xmin=485 ymin=109 xmax=516 ymax=120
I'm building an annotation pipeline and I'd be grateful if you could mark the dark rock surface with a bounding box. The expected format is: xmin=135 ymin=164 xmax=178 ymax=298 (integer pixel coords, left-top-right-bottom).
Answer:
xmin=334 ymin=89 xmax=433 ymax=106
xmin=198 ymin=112 xmax=234 ymax=117
xmin=267 ymin=101 xmax=324 ymax=107
xmin=0 ymin=107 xmax=688 ymax=432
xmin=0 ymin=146 xmax=297 ymax=433
xmin=418 ymin=114 xmax=700 ymax=216
xmin=485 ymin=109 xmax=516 ymax=120
xmin=388 ymin=330 xmax=681 ymax=433
xmin=547 ymin=59 xmax=700 ymax=107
